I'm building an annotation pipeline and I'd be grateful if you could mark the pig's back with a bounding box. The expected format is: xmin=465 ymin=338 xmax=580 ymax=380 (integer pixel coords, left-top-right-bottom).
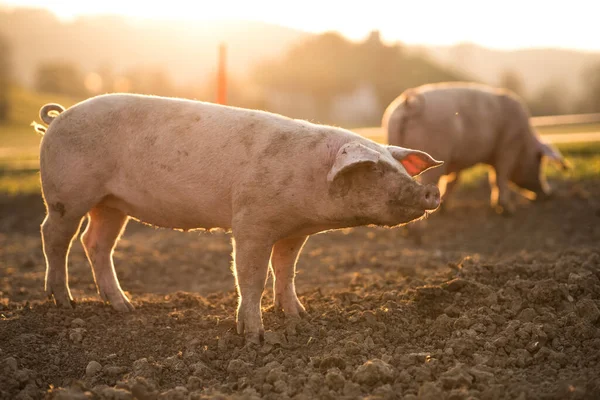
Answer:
xmin=408 ymin=85 xmax=507 ymax=170
xmin=40 ymin=94 xmax=334 ymax=230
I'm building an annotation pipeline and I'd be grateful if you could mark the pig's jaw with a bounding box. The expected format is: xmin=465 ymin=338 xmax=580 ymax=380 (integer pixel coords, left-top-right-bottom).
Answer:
xmin=290 ymin=207 xmax=428 ymax=236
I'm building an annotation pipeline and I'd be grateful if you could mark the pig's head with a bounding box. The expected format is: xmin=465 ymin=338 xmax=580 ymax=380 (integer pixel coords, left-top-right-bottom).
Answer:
xmin=511 ymin=137 xmax=570 ymax=198
xmin=327 ymin=141 xmax=443 ymax=227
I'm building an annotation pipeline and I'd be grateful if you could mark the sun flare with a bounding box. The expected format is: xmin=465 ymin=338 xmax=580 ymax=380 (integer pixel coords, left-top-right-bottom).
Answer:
xmin=3 ymin=0 xmax=599 ymax=50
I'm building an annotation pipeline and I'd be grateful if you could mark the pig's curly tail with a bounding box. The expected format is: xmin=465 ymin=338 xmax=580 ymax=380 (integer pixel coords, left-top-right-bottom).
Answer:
xmin=31 ymin=103 xmax=66 ymax=135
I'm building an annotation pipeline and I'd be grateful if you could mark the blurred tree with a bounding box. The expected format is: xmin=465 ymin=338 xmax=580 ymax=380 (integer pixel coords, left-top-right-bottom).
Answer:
xmin=499 ymin=69 xmax=525 ymax=98
xmin=96 ymin=64 xmax=116 ymax=93
xmin=0 ymin=33 xmax=11 ymax=122
xmin=253 ymin=30 xmax=467 ymax=125
xmin=254 ymin=31 xmax=354 ymax=122
xmin=35 ymin=62 xmax=87 ymax=97
xmin=184 ymin=72 xmax=267 ymax=111
xmin=528 ymin=83 xmax=566 ymax=116
xmin=577 ymin=63 xmax=600 ymax=113
xmin=124 ymin=66 xmax=175 ymax=97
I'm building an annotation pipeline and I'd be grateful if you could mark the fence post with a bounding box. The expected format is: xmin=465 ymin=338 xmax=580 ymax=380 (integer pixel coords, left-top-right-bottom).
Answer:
xmin=217 ymin=43 xmax=227 ymax=105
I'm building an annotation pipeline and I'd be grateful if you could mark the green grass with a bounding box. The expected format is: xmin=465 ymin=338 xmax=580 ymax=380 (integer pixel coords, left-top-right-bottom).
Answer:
xmin=0 ymin=169 xmax=41 ymax=195
xmin=456 ymin=141 xmax=600 ymax=189
xmin=536 ymin=123 xmax=600 ymax=135
xmin=8 ymin=86 xmax=80 ymax=127
xmin=0 ymin=86 xmax=80 ymax=195
xmin=1 ymin=86 xmax=80 ymax=151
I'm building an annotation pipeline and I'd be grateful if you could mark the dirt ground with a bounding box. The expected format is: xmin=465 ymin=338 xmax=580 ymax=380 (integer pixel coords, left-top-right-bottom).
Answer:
xmin=1 ymin=177 xmax=599 ymax=400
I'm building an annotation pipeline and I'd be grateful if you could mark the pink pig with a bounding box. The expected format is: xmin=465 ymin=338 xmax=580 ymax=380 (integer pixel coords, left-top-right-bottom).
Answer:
xmin=33 ymin=93 xmax=442 ymax=343
xmin=383 ymin=82 xmax=569 ymax=216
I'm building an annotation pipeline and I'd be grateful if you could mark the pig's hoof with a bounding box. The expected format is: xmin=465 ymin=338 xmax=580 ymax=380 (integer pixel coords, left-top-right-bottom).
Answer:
xmin=101 ymin=290 xmax=135 ymax=312
xmin=107 ymin=295 xmax=135 ymax=312
xmin=110 ymin=298 xmax=135 ymax=312
xmin=495 ymin=205 xmax=515 ymax=217
xmin=237 ymin=317 xmax=265 ymax=345
xmin=47 ymin=288 xmax=75 ymax=309
xmin=274 ymin=294 xmax=307 ymax=318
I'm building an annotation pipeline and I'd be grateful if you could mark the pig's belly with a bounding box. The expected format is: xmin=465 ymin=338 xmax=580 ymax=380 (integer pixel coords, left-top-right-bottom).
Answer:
xmin=100 ymin=183 xmax=233 ymax=231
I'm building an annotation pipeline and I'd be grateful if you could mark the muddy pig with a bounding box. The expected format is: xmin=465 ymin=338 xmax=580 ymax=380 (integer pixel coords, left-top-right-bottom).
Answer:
xmin=32 ymin=93 xmax=443 ymax=343
xmin=383 ymin=82 xmax=569 ymax=215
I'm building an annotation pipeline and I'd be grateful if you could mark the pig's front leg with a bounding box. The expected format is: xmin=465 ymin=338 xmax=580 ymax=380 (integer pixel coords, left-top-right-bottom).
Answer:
xmin=271 ymin=236 xmax=308 ymax=317
xmin=439 ymin=172 xmax=460 ymax=213
xmin=231 ymin=236 xmax=273 ymax=345
xmin=489 ymin=168 xmax=515 ymax=215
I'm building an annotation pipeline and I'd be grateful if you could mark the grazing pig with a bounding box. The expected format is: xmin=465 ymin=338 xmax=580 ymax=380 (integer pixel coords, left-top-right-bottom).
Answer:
xmin=32 ymin=93 xmax=443 ymax=344
xmin=383 ymin=82 xmax=569 ymax=215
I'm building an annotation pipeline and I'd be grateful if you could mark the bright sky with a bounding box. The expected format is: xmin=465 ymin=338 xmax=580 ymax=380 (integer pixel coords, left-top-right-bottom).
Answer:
xmin=3 ymin=0 xmax=599 ymax=51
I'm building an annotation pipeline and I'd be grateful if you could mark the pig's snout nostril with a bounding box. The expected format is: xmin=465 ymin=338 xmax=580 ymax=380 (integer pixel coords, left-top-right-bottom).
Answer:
xmin=422 ymin=185 xmax=441 ymax=210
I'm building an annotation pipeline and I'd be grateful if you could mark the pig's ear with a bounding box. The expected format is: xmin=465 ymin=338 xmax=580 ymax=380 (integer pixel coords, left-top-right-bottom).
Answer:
xmin=388 ymin=146 xmax=444 ymax=177
xmin=539 ymin=141 xmax=571 ymax=171
xmin=327 ymin=142 xmax=380 ymax=182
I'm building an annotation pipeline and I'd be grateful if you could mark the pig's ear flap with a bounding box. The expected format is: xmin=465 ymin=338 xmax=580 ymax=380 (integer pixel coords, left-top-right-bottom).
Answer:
xmin=327 ymin=142 xmax=380 ymax=182
xmin=388 ymin=146 xmax=444 ymax=177
xmin=539 ymin=141 xmax=571 ymax=171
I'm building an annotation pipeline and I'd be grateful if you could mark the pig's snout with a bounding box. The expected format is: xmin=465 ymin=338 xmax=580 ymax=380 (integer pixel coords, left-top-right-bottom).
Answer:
xmin=421 ymin=184 xmax=441 ymax=210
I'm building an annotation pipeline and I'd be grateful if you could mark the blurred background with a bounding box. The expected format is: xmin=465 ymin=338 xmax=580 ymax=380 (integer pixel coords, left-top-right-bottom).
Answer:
xmin=2 ymin=1 xmax=600 ymax=126
xmin=0 ymin=0 xmax=599 ymax=193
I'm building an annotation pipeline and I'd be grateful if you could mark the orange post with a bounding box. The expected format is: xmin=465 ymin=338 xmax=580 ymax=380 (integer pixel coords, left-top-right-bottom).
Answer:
xmin=217 ymin=43 xmax=227 ymax=105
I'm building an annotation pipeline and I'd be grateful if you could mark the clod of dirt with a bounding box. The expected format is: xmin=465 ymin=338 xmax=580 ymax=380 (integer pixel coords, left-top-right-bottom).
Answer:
xmin=156 ymin=386 xmax=188 ymax=400
xmin=85 ymin=361 xmax=102 ymax=377
xmin=131 ymin=358 xmax=157 ymax=379
xmin=130 ymin=377 xmax=158 ymax=400
xmin=469 ymin=366 xmax=495 ymax=384
xmin=48 ymin=387 xmax=94 ymax=400
xmin=3 ymin=356 xmax=18 ymax=371
xmin=353 ymin=359 xmax=394 ymax=386
xmin=69 ymin=328 xmax=86 ymax=343
xmin=163 ymin=355 xmax=186 ymax=372
xmin=576 ymin=298 xmax=600 ymax=323
xmin=319 ymin=356 xmax=346 ymax=371
xmin=440 ymin=363 xmax=473 ymax=389
xmin=325 ymin=368 xmax=345 ymax=391
xmin=517 ymin=308 xmax=537 ymax=323
xmin=103 ymin=365 xmax=127 ymax=377
xmin=263 ymin=331 xmax=286 ymax=346
xmin=418 ymin=382 xmax=444 ymax=400
xmin=93 ymin=385 xmax=133 ymax=400
xmin=70 ymin=318 xmax=86 ymax=328
xmin=226 ymin=359 xmax=253 ymax=377
xmin=453 ymin=316 xmax=472 ymax=330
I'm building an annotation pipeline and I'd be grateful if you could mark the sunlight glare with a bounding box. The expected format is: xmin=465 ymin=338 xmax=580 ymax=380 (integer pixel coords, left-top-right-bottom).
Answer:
xmin=3 ymin=0 xmax=599 ymax=50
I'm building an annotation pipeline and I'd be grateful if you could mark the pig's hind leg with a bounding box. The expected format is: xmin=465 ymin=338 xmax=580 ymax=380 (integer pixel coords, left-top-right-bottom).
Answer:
xmin=271 ymin=235 xmax=308 ymax=318
xmin=41 ymin=207 xmax=86 ymax=308
xmin=80 ymin=205 xmax=133 ymax=312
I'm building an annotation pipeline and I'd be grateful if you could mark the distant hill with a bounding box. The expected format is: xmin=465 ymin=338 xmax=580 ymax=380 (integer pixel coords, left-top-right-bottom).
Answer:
xmin=415 ymin=43 xmax=600 ymax=102
xmin=0 ymin=8 xmax=310 ymax=87
xmin=2 ymin=7 xmax=600 ymax=107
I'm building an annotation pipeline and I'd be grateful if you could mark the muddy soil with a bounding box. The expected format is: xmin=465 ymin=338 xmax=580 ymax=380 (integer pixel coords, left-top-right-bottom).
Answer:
xmin=1 ymin=178 xmax=599 ymax=400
